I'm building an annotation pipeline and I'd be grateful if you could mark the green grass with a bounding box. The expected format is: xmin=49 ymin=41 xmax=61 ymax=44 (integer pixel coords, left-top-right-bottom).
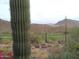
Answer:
xmin=0 ymin=32 xmax=64 ymax=43
xmin=48 ymin=33 xmax=64 ymax=41
xmin=0 ymin=33 xmax=12 ymax=40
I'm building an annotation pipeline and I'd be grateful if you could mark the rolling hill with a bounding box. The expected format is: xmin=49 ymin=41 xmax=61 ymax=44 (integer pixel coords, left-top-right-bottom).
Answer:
xmin=56 ymin=19 xmax=79 ymax=28
xmin=0 ymin=19 xmax=79 ymax=33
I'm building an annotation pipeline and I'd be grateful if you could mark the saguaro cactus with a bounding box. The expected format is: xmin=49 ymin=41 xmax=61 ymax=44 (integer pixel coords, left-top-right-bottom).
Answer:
xmin=10 ymin=0 xmax=31 ymax=59
xmin=44 ymin=32 xmax=48 ymax=43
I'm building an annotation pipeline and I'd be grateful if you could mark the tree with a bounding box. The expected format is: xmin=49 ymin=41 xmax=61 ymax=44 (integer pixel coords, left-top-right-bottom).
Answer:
xmin=10 ymin=0 xmax=31 ymax=59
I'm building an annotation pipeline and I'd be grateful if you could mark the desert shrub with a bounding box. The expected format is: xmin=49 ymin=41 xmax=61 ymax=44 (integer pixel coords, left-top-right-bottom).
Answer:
xmin=49 ymin=28 xmax=79 ymax=59
xmin=30 ymin=32 xmax=44 ymax=44
xmin=59 ymin=28 xmax=79 ymax=59
xmin=68 ymin=28 xmax=79 ymax=59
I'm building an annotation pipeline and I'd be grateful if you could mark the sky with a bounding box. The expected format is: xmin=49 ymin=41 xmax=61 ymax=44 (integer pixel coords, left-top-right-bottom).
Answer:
xmin=0 ymin=0 xmax=79 ymax=24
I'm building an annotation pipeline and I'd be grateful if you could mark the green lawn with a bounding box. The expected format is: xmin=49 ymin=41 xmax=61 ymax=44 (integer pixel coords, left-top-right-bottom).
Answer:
xmin=48 ymin=33 xmax=64 ymax=41
xmin=0 ymin=33 xmax=12 ymax=41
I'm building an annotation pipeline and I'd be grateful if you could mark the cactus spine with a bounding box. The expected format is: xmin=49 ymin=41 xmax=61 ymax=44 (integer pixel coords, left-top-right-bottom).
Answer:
xmin=10 ymin=0 xmax=31 ymax=59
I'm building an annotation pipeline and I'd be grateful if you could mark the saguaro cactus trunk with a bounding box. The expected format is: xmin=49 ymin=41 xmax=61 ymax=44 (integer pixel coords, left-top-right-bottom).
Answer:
xmin=10 ymin=0 xmax=31 ymax=59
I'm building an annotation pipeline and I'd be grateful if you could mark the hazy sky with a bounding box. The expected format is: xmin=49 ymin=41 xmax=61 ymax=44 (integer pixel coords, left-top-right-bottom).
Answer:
xmin=0 ymin=0 xmax=79 ymax=24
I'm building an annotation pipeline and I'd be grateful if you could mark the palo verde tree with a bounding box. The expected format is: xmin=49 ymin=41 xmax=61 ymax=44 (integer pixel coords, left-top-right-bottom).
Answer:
xmin=10 ymin=0 xmax=31 ymax=59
